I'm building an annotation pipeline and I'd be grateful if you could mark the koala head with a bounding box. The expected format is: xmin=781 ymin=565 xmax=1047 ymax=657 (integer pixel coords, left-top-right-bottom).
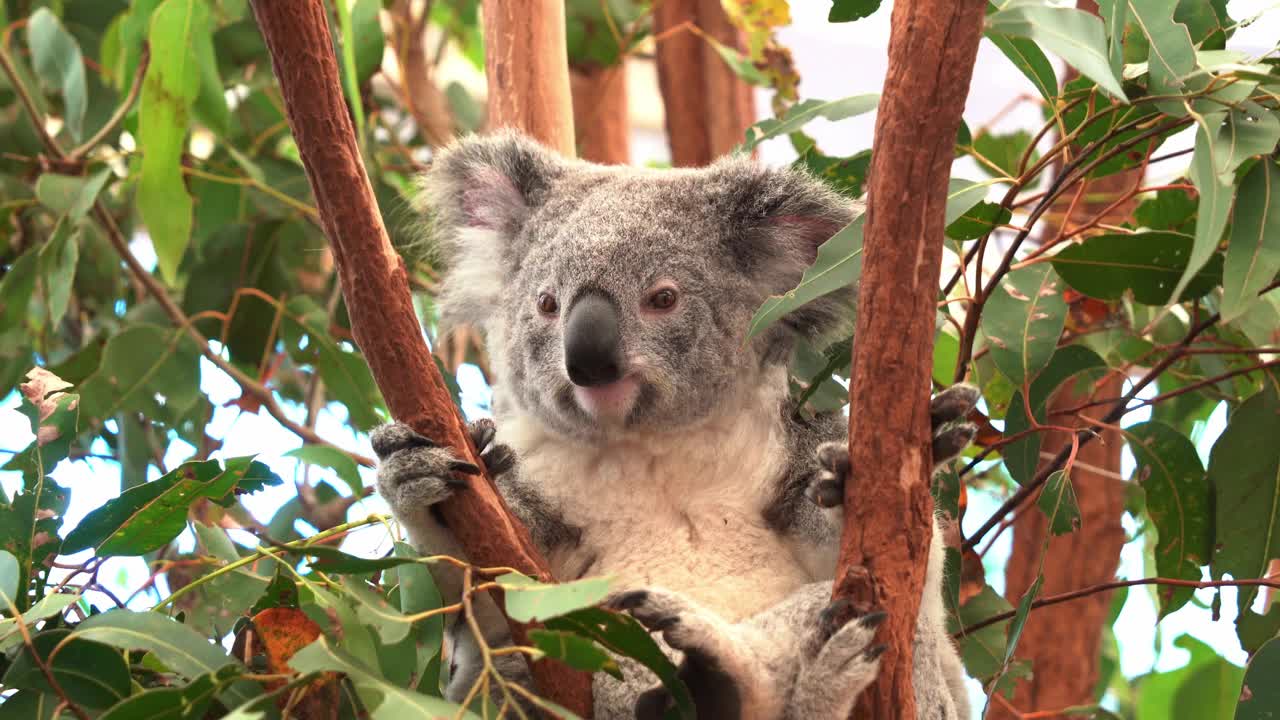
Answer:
xmin=420 ymin=131 xmax=857 ymax=440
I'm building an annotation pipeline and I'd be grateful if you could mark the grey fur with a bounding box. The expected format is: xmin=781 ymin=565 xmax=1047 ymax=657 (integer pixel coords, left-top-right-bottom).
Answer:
xmin=376 ymin=131 xmax=977 ymax=719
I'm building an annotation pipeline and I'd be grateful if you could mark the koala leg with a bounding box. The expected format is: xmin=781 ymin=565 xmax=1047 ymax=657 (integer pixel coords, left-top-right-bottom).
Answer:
xmin=607 ymin=588 xmax=786 ymax=720
xmin=805 ymin=383 xmax=980 ymax=509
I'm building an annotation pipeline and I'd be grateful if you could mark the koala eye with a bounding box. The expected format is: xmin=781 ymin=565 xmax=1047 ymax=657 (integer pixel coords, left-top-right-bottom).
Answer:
xmin=536 ymin=293 xmax=559 ymax=316
xmin=646 ymin=288 xmax=678 ymax=311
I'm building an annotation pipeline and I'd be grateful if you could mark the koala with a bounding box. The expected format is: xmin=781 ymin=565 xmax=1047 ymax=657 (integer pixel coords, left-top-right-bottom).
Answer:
xmin=373 ymin=130 xmax=978 ymax=719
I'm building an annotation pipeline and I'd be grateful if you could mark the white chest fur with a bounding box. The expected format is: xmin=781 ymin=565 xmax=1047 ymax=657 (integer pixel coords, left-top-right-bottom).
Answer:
xmin=496 ymin=385 xmax=816 ymax=622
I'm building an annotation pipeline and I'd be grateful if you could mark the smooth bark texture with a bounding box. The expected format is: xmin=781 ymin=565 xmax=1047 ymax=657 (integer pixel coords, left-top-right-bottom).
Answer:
xmin=570 ymin=62 xmax=631 ymax=164
xmin=249 ymin=1 xmax=592 ymax=714
xmin=652 ymin=0 xmax=754 ymax=166
xmin=834 ymin=2 xmax=986 ymax=718
xmin=481 ymin=0 xmax=576 ymax=157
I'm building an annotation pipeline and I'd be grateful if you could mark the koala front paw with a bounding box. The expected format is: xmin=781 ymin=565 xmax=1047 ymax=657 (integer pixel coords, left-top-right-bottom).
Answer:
xmin=787 ymin=599 xmax=887 ymax=719
xmin=371 ymin=422 xmax=482 ymax=512
xmin=805 ymin=384 xmax=981 ymax=509
xmin=608 ymin=589 xmax=763 ymax=720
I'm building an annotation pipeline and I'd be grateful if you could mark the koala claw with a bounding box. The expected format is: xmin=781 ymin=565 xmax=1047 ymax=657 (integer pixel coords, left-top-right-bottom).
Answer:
xmin=807 ymin=384 xmax=982 ymax=510
xmin=372 ymin=421 xmax=495 ymax=512
xmin=790 ymin=600 xmax=887 ymax=717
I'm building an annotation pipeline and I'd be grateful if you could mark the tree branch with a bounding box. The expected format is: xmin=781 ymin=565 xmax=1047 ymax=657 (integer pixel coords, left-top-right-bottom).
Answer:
xmin=247 ymin=1 xmax=591 ymax=713
xmin=958 ymin=576 xmax=1280 ymax=636
xmin=834 ymin=2 xmax=987 ymax=717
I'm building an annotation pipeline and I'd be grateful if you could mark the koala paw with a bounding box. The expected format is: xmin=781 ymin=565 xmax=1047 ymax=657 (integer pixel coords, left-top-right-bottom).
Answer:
xmin=789 ymin=600 xmax=888 ymax=717
xmin=608 ymin=589 xmax=761 ymax=720
xmin=805 ymin=384 xmax=981 ymax=509
xmin=371 ymin=421 xmax=485 ymax=512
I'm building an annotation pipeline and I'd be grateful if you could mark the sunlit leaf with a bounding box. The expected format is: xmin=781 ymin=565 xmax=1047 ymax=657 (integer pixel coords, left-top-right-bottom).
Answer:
xmin=286 ymin=446 xmax=364 ymax=496
xmin=62 ymin=457 xmax=281 ymax=556
xmin=528 ymin=629 xmax=622 ymax=678
xmin=741 ymin=95 xmax=879 ymax=151
xmin=496 ymin=573 xmax=614 ymax=623
xmin=290 ymin=637 xmax=476 ymax=718
xmin=746 ymin=215 xmax=863 ymax=340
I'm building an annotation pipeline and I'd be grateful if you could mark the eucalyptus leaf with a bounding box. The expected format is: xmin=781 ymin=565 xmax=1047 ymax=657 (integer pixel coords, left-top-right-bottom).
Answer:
xmin=981 ymin=264 xmax=1068 ymax=386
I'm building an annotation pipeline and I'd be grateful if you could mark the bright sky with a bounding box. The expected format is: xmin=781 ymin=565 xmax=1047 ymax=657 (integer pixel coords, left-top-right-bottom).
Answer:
xmin=3 ymin=2 xmax=1277 ymax=716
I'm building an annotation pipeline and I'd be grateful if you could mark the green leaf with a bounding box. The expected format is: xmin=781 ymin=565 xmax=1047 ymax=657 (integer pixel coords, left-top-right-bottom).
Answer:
xmin=982 ymin=264 xmax=1067 ymax=386
xmin=26 ymin=9 xmax=88 ymax=140
xmin=741 ymin=95 xmax=880 ymax=152
xmin=986 ymin=32 xmax=1058 ymax=103
xmin=1037 ymin=471 xmax=1081 ymax=535
xmin=351 ymin=0 xmax=384 ymax=85
xmin=1001 ymin=345 xmax=1107 ymax=486
xmin=1221 ymin=160 xmax=1280 ymax=322
xmin=137 ymin=0 xmax=210 ymax=282
xmin=986 ymin=3 xmax=1126 ymax=101
xmin=37 ymin=220 xmax=80 ymax=332
xmin=72 ymin=610 xmax=255 ymax=706
xmin=745 ymin=215 xmax=863 ymax=340
xmin=1237 ymin=636 xmax=1280 ymax=720
xmin=496 ymin=573 xmax=614 ymax=622
xmin=304 ymin=546 xmax=421 ymax=574
xmin=33 ymin=169 xmax=111 ymax=221
xmin=946 ymin=177 xmax=1007 ymax=227
xmin=1135 ymin=187 xmax=1197 ymax=233
xmin=98 ymin=665 xmax=242 ymax=720
xmin=528 ymin=629 xmax=622 ymax=678
xmin=1051 ymin=231 xmax=1224 ymax=305
xmin=546 ymin=607 xmax=695 ymax=720
xmin=1209 ymin=386 xmax=1280 ymax=615
xmin=704 ymin=34 xmax=768 ymax=86
xmin=393 ymin=541 xmax=443 ymax=689
xmin=1095 ymin=0 xmax=1128 ymax=77
xmin=0 ymin=690 xmax=69 ymax=719
xmin=61 ymin=457 xmax=281 ymax=556
xmin=333 ymin=0 xmax=367 ymax=140
xmin=950 ymin=584 xmax=1014 ymax=681
xmin=1125 ymin=0 xmax=1202 ymax=108
xmin=946 ymin=202 xmax=1012 ymax=241
xmin=1136 ymin=635 xmax=1244 ymax=720
xmin=290 ymin=637 xmax=477 ymax=718
xmin=0 ymin=550 xmax=17 ymax=606
xmin=828 ymin=0 xmax=881 ymax=22
xmin=0 ymin=593 xmax=80 ymax=652
xmin=1176 ymin=107 xmax=1280 ymax=305
xmin=970 ymin=130 xmax=1038 ymax=179
xmin=286 ymin=446 xmax=364 ymax=496
xmin=2 ymin=629 xmax=132 ymax=708
xmin=1128 ymin=422 xmax=1211 ymax=617
xmin=78 ymin=324 xmax=202 ymax=421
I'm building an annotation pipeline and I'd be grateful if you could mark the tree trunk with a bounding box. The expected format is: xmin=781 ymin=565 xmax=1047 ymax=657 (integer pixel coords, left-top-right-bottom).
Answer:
xmin=570 ymin=62 xmax=630 ymax=164
xmin=389 ymin=0 xmax=454 ymax=148
xmin=833 ymin=2 xmax=986 ymax=718
xmin=481 ymin=0 xmax=576 ymax=157
xmin=248 ymin=1 xmax=592 ymax=714
xmin=652 ymin=0 xmax=754 ymax=166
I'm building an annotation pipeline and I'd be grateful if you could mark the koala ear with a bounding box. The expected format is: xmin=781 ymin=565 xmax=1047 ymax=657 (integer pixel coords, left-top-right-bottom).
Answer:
xmin=711 ymin=156 xmax=862 ymax=343
xmin=417 ymin=131 xmax=566 ymax=330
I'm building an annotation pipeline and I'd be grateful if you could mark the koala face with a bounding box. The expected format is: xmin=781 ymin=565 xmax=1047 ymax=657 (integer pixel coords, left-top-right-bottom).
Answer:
xmin=421 ymin=132 xmax=857 ymax=440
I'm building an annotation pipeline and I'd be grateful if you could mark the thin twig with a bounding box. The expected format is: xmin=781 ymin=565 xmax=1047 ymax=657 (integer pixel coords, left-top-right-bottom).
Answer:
xmin=67 ymin=47 xmax=150 ymax=161
xmin=957 ymin=576 xmax=1280 ymax=636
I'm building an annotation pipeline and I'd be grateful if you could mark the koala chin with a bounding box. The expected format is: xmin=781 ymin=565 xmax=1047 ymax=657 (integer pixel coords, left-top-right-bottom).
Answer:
xmin=372 ymin=130 xmax=980 ymax=719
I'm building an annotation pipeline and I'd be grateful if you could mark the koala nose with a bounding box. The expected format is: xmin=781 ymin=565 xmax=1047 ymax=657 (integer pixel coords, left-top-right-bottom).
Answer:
xmin=564 ymin=292 xmax=624 ymax=387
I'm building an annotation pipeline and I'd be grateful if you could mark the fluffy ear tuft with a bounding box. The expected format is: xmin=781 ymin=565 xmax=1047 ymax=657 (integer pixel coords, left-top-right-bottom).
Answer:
xmin=415 ymin=131 xmax=566 ymax=330
xmin=710 ymin=156 xmax=862 ymax=343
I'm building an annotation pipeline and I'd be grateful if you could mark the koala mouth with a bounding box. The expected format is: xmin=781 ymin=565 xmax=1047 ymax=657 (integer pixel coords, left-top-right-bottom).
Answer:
xmin=572 ymin=376 xmax=640 ymax=420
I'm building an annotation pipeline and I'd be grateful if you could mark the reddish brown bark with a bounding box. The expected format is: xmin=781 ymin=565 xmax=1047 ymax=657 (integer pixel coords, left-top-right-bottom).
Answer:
xmin=570 ymin=62 xmax=631 ymax=164
xmin=481 ymin=0 xmax=576 ymax=157
xmin=652 ymin=0 xmax=755 ymax=166
xmin=996 ymin=377 xmax=1127 ymax=719
xmin=248 ymin=1 xmax=592 ymax=714
xmin=833 ymin=2 xmax=987 ymax=718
